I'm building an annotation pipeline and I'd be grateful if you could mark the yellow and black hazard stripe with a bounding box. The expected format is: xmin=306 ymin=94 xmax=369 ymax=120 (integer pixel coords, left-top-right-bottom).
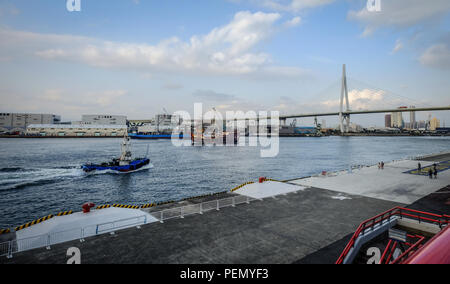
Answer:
xmin=113 ymin=204 xmax=140 ymax=209
xmin=15 ymin=215 xmax=54 ymax=232
xmin=96 ymin=205 xmax=111 ymax=210
xmin=56 ymin=210 xmax=73 ymax=216
xmin=231 ymin=181 xmax=254 ymax=192
xmin=140 ymin=203 xmax=155 ymax=209
xmin=0 ymin=228 xmax=10 ymax=235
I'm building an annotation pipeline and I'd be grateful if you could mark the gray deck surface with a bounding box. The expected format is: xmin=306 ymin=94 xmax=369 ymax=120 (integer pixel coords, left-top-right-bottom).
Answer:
xmin=3 ymin=152 xmax=449 ymax=264
xmin=1 ymin=186 xmax=401 ymax=264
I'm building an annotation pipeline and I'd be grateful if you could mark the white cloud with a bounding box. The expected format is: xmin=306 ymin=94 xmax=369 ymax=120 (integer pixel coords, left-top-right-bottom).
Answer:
xmin=321 ymin=89 xmax=389 ymax=110
xmin=192 ymin=90 xmax=237 ymax=102
xmin=0 ymin=88 xmax=130 ymax=120
xmin=41 ymin=89 xmax=64 ymax=102
xmin=89 ymin=90 xmax=128 ymax=107
xmin=348 ymin=0 xmax=450 ymax=36
xmin=419 ymin=43 xmax=450 ymax=69
xmin=0 ymin=3 xmax=20 ymax=16
xmin=284 ymin=16 xmax=302 ymax=27
xmin=0 ymin=11 xmax=307 ymax=79
xmin=38 ymin=89 xmax=128 ymax=108
xmin=162 ymin=83 xmax=183 ymax=90
xmin=261 ymin=0 xmax=334 ymax=13
xmin=391 ymin=39 xmax=403 ymax=54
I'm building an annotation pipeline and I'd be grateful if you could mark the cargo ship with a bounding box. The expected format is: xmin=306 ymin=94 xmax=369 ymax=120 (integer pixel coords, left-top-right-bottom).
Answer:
xmin=129 ymin=132 xmax=183 ymax=140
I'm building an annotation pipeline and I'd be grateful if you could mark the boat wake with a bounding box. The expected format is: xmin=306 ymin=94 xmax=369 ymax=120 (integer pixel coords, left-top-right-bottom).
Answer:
xmin=0 ymin=167 xmax=28 ymax=173
xmin=0 ymin=162 xmax=154 ymax=191
xmin=0 ymin=167 xmax=85 ymax=191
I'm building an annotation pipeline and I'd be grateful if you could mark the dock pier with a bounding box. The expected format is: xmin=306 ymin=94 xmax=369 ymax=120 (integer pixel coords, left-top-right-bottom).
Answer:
xmin=1 ymin=152 xmax=449 ymax=264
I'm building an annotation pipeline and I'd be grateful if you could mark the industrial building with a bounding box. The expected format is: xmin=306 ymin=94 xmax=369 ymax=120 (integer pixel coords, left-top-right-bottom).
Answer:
xmin=137 ymin=114 xmax=182 ymax=134
xmin=26 ymin=124 xmax=127 ymax=137
xmin=80 ymin=115 xmax=127 ymax=126
xmin=0 ymin=113 xmax=61 ymax=133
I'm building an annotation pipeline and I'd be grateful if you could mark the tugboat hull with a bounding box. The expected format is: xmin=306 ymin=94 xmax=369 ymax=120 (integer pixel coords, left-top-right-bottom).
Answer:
xmin=82 ymin=158 xmax=150 ymax=173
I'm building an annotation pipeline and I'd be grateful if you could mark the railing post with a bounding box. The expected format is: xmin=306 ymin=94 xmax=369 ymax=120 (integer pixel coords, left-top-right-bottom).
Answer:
xmin=80 ymin=228 xmax=85 ymax=243
xmin=46 ymin=235 xmax=51 ymax=250
xmin=7 ymin=241 xmax=12 ymax=259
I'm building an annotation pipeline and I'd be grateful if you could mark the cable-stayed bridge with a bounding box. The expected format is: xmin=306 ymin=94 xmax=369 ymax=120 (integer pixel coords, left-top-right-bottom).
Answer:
xmin=235 ymin=64 xmax=450 ymax=133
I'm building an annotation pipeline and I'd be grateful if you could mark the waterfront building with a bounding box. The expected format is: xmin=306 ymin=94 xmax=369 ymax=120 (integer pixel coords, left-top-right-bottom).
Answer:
xmin=26 ymin=124 xmax=127 ymax=137
xmin=349 ymin=123 xmax=363 ymax=132
xmin=409 ymin=106 xmax=416 ymax=129
xmin=385 ymin=114 xmax=391 ymax=128
xmin=137 ymin=114 xmax=182 ymax=134
xmin=417 ymin=120 xmax=427 ymax=130
xmin=81 ymin=115 xmax=127 ymax=126
xmin=430 ymin=117 xmax=440 ymax=131
xmin=391 ymin=111 xmax=404 ymax=129
xmin=0 ymin=113 xmax=61 ymax=133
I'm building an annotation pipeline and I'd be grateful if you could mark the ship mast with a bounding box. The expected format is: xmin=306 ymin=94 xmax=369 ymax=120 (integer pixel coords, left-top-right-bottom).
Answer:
xmin=119 ymin=133 xmax=132 ymax=165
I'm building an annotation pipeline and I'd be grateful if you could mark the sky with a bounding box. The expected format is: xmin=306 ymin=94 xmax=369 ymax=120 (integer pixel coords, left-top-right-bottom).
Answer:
xmin=0 ymin=0 xmax=449 ymax=127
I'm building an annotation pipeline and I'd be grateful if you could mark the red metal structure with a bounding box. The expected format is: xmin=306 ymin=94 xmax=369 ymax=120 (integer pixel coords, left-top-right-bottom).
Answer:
xmin=403 ymin=226 xmax=450 ymax=264
xmin=82 ymin=202 xmax=96 ymax=213
xmin=336 ymin=207 xmax=450 ymax=264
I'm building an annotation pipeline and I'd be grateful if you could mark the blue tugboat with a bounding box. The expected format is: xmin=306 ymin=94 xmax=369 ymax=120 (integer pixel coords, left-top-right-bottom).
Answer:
xmin=82 ymin=134 xmax=150 ymax=173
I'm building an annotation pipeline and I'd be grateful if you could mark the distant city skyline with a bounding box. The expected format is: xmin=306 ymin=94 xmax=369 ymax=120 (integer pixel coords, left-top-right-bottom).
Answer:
xmin=1 ymin=0 xmax=450 ymax=127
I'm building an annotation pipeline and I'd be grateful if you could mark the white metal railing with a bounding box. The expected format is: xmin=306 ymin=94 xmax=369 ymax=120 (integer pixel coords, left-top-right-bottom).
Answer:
xmin=0 ymin=241 xmax=10 ymax=258
xmin=1 ymin=195 xmax=255 ymax=259
xmin=148 ymin=195 xmax=253 ymax=223
xmin=0 ymin=215 xmax=148 ymax=258
xmin=96 ymin=215 xmax=147 ymax=234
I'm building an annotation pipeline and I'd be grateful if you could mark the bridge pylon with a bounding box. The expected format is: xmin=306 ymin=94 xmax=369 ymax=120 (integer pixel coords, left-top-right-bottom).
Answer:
xmin=339 ymin=64 xmax=350 ymax=133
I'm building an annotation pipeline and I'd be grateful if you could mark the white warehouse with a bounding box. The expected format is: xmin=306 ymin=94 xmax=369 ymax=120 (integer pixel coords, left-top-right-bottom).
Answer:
xmin=81 ymin=115 xmax=127 ymax=125
xmin=26 ymin=124 xmax=127 ymax=137
xmin=0 ymin=113 xmax=61 ymax=133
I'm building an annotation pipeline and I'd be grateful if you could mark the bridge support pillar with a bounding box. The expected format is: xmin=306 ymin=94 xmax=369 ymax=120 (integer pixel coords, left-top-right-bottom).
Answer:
xmin=339 ymin=64 xmax=350 ymax=134
xmin=339 ymin=114 xmax=350 ymax=134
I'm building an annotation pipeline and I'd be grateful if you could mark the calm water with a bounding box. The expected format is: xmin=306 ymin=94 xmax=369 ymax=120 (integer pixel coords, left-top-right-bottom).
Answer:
xmin=0 ymin=136 xmax=449 ymax=227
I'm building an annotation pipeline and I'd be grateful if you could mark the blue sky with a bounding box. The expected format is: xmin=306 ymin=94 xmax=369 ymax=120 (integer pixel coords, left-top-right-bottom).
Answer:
xmin=0 ymin=0 xmax=449 ymax=127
